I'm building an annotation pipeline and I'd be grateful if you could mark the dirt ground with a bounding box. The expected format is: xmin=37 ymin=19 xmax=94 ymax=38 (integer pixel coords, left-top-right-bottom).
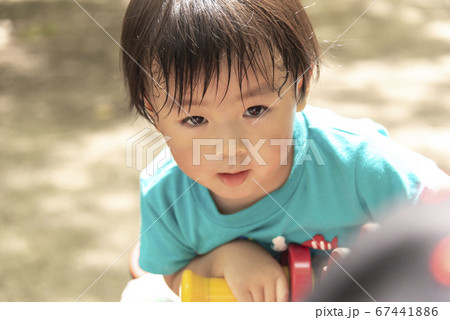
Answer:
xmin=0 ymin=0 xmax=448 ymax=301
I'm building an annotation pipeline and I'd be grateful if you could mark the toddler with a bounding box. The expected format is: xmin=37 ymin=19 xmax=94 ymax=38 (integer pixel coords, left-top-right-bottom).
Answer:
xmin=120 ymin=0 xmax=449 ymax=301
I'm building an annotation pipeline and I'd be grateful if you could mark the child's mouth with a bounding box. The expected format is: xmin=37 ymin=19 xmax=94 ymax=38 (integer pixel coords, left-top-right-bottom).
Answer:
xmin=217 ymin=169 xmax=250 ymax=187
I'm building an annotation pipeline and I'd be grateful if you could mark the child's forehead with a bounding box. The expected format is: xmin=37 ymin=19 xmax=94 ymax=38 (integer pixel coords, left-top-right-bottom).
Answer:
xmin=150 ymin=62 xmax=289 ymax=106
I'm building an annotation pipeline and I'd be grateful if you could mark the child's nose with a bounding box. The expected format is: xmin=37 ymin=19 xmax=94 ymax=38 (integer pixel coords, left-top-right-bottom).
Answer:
xmin=221 ymin=138 xmax=247 ymax=162
xmin=214 ymin=127 xmax=247 ymax=161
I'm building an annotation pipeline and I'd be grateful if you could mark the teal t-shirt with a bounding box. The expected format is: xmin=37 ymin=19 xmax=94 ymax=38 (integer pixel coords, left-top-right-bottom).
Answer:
xmin=138 ymin=106 xmax=442 ymax=275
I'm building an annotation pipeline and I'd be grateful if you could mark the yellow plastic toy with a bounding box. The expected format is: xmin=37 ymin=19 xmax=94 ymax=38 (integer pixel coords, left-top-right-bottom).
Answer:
xmin=181 ymin=270 xmax=238 ymax=302
xmin=180 ymin=267 xmax=293 ymax=302
xmin=181 ymin=244 xmax=318 ymax=302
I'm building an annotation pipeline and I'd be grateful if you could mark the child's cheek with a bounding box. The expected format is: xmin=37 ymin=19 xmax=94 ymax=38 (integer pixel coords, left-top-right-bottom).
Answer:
xmin=168 ymin=138 xmax=210 ymax=172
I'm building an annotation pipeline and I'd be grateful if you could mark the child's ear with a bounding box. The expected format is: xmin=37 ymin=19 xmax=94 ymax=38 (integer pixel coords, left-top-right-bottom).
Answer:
xmin=296 ymin=73 xmax=312 ymax=112
xmin=144 ymin=99 xmax=154 ymax=112
xmin=144 ymin=99 xmax=162 ymax=132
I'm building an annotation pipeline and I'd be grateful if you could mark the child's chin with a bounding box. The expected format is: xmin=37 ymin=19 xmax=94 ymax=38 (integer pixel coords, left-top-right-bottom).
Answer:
xmin=216 ymin=187 xmax=246 ymax=197
xmin=215 ymin=187 xmax=256 ymax=201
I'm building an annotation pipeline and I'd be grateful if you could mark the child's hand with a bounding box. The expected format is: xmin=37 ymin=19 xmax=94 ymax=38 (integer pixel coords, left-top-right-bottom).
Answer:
xmin=164 ymin=239 xmax=289 ymax=301
xmin=214 ymin=240 xmax=290 ymax=302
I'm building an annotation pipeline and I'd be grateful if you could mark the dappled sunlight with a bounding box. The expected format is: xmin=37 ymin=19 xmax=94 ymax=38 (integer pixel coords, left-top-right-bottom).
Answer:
xmin=0 ymin=230 xmax=31 ymax=256
xmin=426 ymin=21 xmax=450 ymax=42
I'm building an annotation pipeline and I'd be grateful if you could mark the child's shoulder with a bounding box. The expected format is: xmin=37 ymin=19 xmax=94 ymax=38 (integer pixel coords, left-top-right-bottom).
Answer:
xmin=299 ymin=105 xmax=392 ymax=163
xmin=302 ymin=105 xmax=389 ymax=138
xmin=300 ymin=106 xmax=441 ymax=189
xmin=298 ymin=106 xmax=435 ymax=178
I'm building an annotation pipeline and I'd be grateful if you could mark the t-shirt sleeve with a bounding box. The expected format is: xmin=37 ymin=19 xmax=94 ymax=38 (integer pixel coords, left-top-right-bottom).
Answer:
xmin=354 ymin=133 xmax=443 ymax=220
xmin=138 ymin=179 xmax=196 ymax=275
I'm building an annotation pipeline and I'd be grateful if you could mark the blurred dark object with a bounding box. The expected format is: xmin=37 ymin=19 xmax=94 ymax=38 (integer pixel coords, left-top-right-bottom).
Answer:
xmin=309 ymin=200 xmax=450 ymax=302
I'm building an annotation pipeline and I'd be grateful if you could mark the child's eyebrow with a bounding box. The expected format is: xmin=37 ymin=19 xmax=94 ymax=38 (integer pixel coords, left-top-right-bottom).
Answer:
xmin=240 ymin=84 xmax=275 ymax=101
xmin=187 ymin=84 xmax=275 ymax=106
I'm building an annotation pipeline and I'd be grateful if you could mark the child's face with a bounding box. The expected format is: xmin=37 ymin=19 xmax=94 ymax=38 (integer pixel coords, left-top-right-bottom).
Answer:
xmin=150 ymin=67 xmax=304 ymax=212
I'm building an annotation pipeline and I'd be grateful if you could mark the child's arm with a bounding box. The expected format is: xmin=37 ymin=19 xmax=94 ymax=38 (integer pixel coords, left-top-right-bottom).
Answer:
xmin=164 ymin=239 xmax=289 ymax=302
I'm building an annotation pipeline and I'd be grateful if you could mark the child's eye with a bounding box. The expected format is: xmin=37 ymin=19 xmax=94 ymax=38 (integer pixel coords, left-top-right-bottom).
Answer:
xmin=182 ymin=116 xmax=207 ymax=127
xmin=244 ymin=106 xmax=269 ymax=117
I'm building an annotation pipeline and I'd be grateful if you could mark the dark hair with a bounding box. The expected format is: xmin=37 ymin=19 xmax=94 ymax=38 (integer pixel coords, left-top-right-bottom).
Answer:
xmin=121 ymin=0 xmax=321 ymax=124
